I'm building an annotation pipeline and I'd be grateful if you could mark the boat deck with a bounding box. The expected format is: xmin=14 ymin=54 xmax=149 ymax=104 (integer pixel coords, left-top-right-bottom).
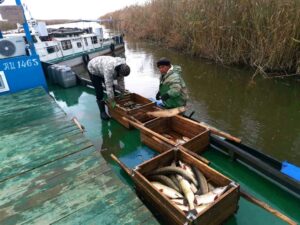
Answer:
xmin=0 ymin=88 xmax=159 ymax=225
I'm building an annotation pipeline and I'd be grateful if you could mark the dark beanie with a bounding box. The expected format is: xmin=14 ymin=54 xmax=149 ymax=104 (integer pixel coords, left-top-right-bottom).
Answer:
xmin=156 ymin=57 xmax=171 ymax=67
xmin=119 ymin=64 xmax=131 ymax=76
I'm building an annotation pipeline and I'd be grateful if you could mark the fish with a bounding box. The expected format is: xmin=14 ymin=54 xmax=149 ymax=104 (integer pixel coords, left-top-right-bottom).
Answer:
xmin=190 ymin=183 xmax=198 ymax=193
xmin=212 ymin=186 xmax=228 ymax=197
xmin=192 ymin=166 xmax=208 ymax=194
xmin=151 ymin=182 xmax=183 ymax=199
xmin=171 ymin=198 xmax=188 ymax=205
xmin=177 ymin=175 xmax=195 ymax=210
xmin=194 ymin=192 xmax=218 ymax=205
xmin=148 ymin=175 xmax=180 ymax=192
xmin=208 ymin=182 xmax=215 ymax=192
xmin=178 ymin=161 xmax=196 ymax=179
xmin=146 ymin=106 xmax=186 ymax=117
xmin=170 ymin=174 xmax=181 ymax=192
xmin=162 ymin=133 xmax=174 ymax=140
xmin=149 ymin=166 xmax=198 ymax=186
xmin=176 ymin=139 xmax=186 ymax=145
xmin=182 ymin=136 xmax=190 ymax=142
xmin=194 ymin=186 xmax=228 ymax=206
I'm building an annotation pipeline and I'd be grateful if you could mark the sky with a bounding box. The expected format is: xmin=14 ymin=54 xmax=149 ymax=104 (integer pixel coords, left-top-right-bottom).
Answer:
xmin=2 ymin=0 xmax=147 ymax=20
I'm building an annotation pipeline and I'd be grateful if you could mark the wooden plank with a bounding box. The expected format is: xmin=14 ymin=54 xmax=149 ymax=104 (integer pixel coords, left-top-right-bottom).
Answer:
xmin=0 ymin=123 xmax=79 ymax=154
xmin=1 ymin=171 xmax=119 ymax=225
xmin=83 ymin=194 xmax=155 ymax=225
xmin=0 ymin=149 xmax=104 ymax=205
xmin=52 ymin=186 xmax=139 ymax=225
xmin=0 ymin=137 xmax=93 ymax=182
xmin=0 ymin=88 xmax=159 ymax=225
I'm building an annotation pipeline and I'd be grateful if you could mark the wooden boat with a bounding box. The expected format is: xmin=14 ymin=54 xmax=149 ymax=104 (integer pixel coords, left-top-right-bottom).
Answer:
xmin=105 ymin=93 xmax=298 ymax=225
xmin=108 ymin=95 xmax=300 ymax=201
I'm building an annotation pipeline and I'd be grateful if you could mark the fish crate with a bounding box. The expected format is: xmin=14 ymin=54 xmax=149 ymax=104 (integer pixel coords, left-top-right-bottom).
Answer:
xmin=106 ymin=93 xmax=154 ymax=128
xmin=127 ymin=104 xmax=162 ymax=126
xmin=133 ymin=148 xmax=240 ymax=225
xmin=139 ymin=115 xmax=210 ymax=153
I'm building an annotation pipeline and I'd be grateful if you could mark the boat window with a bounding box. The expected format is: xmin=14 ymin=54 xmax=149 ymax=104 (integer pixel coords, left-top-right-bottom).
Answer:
xmin=61 ymin=40 xmax=72 ymax=50
xmin=46 ymin=46 xmax=57 ymax=54
xmin=31 ymin=35 xmax=38 ymax=43
xmin=91 ymin=36 xmax=98 ymax=44
xmin=84 ymin=38 xmax=88 ymax=46
xmin=77 ymin=42 xmax=82 ymax=48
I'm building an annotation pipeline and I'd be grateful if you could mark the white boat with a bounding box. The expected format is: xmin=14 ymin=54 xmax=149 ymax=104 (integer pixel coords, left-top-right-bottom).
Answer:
xmin=2 ymin=20 xmax=124 ymax=67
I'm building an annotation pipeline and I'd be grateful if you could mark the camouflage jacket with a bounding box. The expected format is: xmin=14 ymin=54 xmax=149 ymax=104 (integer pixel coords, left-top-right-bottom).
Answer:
xmin=159 ymin=65 xmax=188 ymax=108
xmin=87 ymin=56 xmax=126 ymax=100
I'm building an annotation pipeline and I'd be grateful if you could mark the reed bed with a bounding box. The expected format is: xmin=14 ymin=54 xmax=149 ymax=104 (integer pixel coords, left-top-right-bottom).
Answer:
xmin=102 ymin=0 xmax=300 ymax=75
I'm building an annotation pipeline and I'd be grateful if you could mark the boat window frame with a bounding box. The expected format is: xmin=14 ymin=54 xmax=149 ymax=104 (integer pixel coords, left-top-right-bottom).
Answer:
xmin=46 ymin=46 xmax=58 ymax=54
xmin=84 ymin=38 xmax=88 ymax=46
xmin=91 ymin=36 xmax=98 ymax=44
xmin=61 ymin=40 xmax=72 ymax=50
xmin=77 ymin=42 xmax=82 ymax=48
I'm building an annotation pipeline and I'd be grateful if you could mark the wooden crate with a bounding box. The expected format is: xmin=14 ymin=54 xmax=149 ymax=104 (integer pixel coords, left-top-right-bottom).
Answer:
xmin=133 ymin=148 xmax=240 ymax=225
xmin=139 ymin=115 xmax=210 ymax=153
xmin=128 ymin=104 xmax=161 ymax=126
xmin=106 ymin=93 xmax=154 ymax=128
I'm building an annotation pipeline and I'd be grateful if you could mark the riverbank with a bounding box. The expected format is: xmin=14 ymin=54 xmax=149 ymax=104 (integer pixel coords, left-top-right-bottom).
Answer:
xmin=102 ymin=0 xmax=300 ymax=77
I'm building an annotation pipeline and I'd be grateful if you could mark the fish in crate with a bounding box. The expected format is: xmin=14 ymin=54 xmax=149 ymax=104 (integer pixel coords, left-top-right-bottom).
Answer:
xmin=133 ymin=148 xmax=240 ymax=225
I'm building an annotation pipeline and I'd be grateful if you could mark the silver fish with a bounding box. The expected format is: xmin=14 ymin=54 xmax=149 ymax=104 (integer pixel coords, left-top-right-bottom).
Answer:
xmin=177 ymin=175 xmax=195 ymax=210
xmin=150 ymin=166 xmax=198 ymax=186
xmin=192 ymin=166 xmax=208 ymax=194
xmin=148 ymin=175 xmax=180 ymax=192
xmin=151 ymin=182 xmax=183 ymax=199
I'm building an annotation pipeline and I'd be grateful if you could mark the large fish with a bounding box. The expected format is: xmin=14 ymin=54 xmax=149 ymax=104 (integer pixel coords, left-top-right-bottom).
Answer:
xmin=177 ymin=175 xmax=195 ymax=210
xmin=151 ymin=181 xmax=183 ymax=199
xmin=194 ymin=186 xmax=228 ymax=205
xmin=148 ymin=175 xmax=180 ymax=192
xmin=149 ymin=166 xmax=198 ymax=186
xmin=192 ymin=166 xmax=208 ymax=194
xmin=146 ymin=106 xmax=186 ymax=117
xmin=178 ymin=160 xmax=196 ymax=179
xmin=171 ymin=198 xmax=188 ymax=205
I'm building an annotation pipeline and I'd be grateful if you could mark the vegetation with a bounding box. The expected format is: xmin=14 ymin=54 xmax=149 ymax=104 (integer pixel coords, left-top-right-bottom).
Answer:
xmin=39 ymin=19 xmax=77 ymax=25
xmin=0 ymin=22 xmax=17 ymax=30
xmin=101 ymin=0 xmax=300 ymax=76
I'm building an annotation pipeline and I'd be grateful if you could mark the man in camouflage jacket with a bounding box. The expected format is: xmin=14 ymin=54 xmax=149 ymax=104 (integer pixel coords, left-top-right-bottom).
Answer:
xmin=87 ymin=56 xmax=130 ymax=120
xmin=156 ymin=58 xmax=188 ymax=109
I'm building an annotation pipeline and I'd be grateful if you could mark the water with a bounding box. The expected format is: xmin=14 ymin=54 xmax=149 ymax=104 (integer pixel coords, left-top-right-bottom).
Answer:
xmin=123 ymin=40 xmax=300 ymax=165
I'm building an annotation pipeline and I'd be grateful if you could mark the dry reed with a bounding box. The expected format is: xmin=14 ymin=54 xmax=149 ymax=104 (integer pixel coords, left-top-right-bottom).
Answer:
xmin=102 ymin=0 xmax=300 ymax=75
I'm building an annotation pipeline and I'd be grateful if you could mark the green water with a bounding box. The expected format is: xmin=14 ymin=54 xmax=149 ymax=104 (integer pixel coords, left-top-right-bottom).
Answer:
xmin=123 ymin=41 xmax=300 ymax=165
xmin=49 ymin=83 xmax=299 ymax=225
xmin=48 ymin=40 xmax=300 ymax=225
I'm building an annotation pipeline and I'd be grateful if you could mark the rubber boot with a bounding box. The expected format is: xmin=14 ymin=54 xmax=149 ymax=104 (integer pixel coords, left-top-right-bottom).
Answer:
xmin=97 ymin=100 xmax=110 ymax=120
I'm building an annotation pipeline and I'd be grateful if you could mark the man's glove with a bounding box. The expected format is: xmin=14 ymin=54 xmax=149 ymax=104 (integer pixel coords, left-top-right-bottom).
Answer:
xmin=161 ymin=93 xmax=170 ymax=101
xmin=156 ymin=92 xmax=161 ymax=100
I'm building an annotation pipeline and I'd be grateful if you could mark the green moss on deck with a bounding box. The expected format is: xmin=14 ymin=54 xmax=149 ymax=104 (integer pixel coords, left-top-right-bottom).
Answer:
xmin=0 ymin=87 xmax=159 ymax=225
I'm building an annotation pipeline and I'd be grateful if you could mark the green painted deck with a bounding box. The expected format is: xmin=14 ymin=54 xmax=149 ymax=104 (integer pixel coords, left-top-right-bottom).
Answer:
xmin=0 ymin=88 xmax=159 ymax=225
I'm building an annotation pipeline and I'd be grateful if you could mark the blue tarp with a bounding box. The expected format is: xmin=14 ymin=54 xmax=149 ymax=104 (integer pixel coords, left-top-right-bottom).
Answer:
xmin=281 ymin=161 xmax=300 ymax=182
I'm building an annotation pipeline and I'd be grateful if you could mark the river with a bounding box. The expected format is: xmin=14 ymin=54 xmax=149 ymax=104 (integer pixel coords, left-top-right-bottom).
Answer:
xmin=49 ymin=21 xmax=300 ymax=166
xmin=122 ymin=40 xmax=300 ymax=166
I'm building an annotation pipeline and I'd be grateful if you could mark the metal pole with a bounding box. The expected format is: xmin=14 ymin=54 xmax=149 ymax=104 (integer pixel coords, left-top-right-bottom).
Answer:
xmin=15 ymin=0 xmax=37 ymax=56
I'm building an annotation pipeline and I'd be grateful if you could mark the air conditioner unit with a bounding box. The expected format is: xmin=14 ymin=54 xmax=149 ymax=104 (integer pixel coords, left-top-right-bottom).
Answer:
xmin=0 ymin=36 xmax=26 ymax=59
